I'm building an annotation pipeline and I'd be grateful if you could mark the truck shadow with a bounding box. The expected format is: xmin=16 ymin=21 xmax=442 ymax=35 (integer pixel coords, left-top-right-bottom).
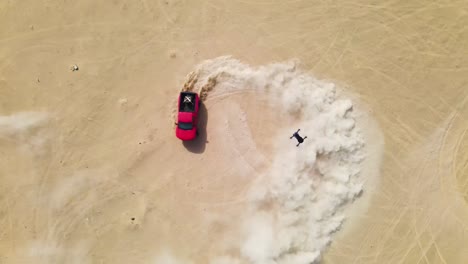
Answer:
xmin=183 ymin=102 xmax=208 ymax=153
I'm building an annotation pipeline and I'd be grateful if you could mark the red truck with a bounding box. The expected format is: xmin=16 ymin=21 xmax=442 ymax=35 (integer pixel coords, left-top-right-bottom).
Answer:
xmin=175 ymin=91 xmax=200 ymax=141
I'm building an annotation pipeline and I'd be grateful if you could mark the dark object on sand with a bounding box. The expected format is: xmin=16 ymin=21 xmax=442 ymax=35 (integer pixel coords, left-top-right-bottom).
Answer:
xmin=290 ymin=129 xmax=307 ymax=147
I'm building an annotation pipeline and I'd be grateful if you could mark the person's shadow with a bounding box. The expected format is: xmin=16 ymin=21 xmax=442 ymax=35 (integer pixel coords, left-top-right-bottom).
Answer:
xmin=183 ymin=102 xmax=208 ymax=153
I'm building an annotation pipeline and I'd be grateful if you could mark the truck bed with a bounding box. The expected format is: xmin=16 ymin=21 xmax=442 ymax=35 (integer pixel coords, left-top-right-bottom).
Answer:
xmin=179 ymin=92 xmax=196 ymax=112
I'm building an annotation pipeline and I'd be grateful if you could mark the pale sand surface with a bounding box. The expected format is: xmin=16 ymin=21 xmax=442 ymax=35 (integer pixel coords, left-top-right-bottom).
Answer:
xmin=1 ymin=1 xmax=468 ymax=263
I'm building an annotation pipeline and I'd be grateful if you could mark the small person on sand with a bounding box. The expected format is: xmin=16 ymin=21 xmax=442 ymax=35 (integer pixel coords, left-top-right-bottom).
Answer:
xmin=290 ymin=129 xmax=307 ymax=147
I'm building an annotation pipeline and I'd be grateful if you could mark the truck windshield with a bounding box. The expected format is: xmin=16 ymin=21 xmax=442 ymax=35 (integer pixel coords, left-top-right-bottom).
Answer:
xmin=178 ymin=122 xmax=193 ymax=130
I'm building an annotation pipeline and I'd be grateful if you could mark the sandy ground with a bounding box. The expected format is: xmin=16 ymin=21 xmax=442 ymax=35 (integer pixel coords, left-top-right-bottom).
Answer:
xmin=1 ymin=0 xmax=468 ymax=263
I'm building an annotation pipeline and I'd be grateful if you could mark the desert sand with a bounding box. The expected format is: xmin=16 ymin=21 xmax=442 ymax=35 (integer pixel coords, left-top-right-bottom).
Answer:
xmin=1 ymin=0 xmax=468 ymax=263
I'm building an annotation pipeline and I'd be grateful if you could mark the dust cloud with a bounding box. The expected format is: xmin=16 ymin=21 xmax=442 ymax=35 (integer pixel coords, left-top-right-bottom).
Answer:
xmin=0 ymin=111 xmax=48 ymax=137
xmin=0 ymin=111 xmax=50 ymax=155
xmin=178 ymin=57 xmax=374 ymax=264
